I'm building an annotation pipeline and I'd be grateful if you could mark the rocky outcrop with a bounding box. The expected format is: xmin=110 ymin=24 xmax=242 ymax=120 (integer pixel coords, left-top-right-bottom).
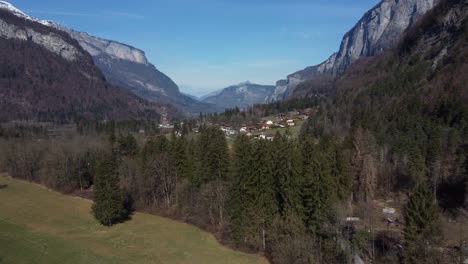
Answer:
xmin=54 ymin=19 xmax=218 ymax=114
xmin=54 ymin=27 xmax=187 ymax=106
xmin=65 ymin=30 xmax=148 ymax=64
xmin=0 ymin=16 xmax=81 ymax=61
xmin=202 ymin=81 xmax=275 ymax=110
xmin=266 ymin=0 xmax=437 ymax=102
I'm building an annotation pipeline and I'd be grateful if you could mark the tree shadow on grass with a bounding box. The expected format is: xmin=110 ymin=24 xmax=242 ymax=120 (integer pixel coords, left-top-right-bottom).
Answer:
xmin=0 ymin=184 xmax=7 ymax=189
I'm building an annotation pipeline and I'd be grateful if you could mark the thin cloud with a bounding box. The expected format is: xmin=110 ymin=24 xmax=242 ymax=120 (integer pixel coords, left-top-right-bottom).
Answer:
xmin=26 ymin=10 xmax=146 ymax=19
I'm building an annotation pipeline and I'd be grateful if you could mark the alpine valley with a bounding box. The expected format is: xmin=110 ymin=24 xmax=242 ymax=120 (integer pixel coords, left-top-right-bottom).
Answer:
xmin=0 ymin=0 xmax=467 ymax=264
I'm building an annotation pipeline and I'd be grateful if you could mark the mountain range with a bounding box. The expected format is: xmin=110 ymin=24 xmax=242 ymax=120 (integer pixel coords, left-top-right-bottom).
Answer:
xmin=266 ymin=0 xmax=438 ymax=102
xmin=0 ymin=0 xmax=451 ymax=121
xmin=201 ymin=81 xmax=275 ymax=110
xmin=0 ymin=1 xmax=219 ymax=116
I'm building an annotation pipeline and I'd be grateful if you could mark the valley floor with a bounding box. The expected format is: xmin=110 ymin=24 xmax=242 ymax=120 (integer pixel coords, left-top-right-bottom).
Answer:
xmin=0 ymin=175 xmax=267 ymax=264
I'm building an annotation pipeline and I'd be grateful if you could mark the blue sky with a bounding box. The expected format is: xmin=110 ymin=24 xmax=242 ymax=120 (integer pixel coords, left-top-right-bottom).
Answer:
xmin=12 ymin=0 xmax=378 ymax=96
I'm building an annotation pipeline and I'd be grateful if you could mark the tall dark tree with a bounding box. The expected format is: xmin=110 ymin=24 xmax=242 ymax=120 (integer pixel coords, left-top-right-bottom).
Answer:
xmin=272 ymin=132 xmax=303 ymax=218
xmin=197 ymin=127 xmax=230 ymax=225
xmin=403 ymin=183 xmax=440 ymax=264
xmin=117 ymin=134 xmax=138 ymax=157
xmin=249 ymin=140 xmax=278 ymax=249
xmin=141 ymin=135 xmax=170 ymax=163
xmin=301 ymin=136 xmax=335 ymax=233
xmin=169 ymin=132 xmax=189 ymax=180
xmin=330 ymin=143 xmax=352 ymax=201
xmin=92 ymin=153 xmax=128 ymax=226
xmin=229 ymin=134 xmax=254 ymax=245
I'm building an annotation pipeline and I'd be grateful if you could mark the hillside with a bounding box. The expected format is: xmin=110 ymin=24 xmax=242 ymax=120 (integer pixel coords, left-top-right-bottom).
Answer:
xmin=303 ymin=0 xmax=468 ymax=207
xmin=0 ymin=9 xmax=171 ymax=123
xmin=202 ymin=81 xmax=275 ymax=110
xmin=0 ymin=175 xmax=268 ymax=264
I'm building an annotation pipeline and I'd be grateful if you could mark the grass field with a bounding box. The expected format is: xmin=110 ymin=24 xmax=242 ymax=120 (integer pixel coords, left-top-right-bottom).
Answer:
xmin=0 ymin=175 xmax=268 ymax=264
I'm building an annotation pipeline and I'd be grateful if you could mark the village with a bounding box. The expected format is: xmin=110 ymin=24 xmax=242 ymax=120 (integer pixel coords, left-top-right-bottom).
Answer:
xmin=220 ymin=110 xmax=309 ymax=140
xmin=157 ymin=108 xmax=314 ymax=141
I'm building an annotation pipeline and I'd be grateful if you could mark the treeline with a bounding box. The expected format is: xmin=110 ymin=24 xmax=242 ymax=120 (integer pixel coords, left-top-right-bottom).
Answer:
xmin=76 ymin=120 xmax=160 ymax=135
xmin=0 ymin=121 xmax=454 ymax=263
xmin=0 ymin=126 xmax=356 ymax=263
xmin=0 ymin=136 xmax=103 ymax=193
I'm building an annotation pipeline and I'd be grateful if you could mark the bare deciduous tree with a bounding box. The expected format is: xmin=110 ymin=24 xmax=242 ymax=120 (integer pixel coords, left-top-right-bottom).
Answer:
xmin=145 ymin=153 xmax=177 ymax=208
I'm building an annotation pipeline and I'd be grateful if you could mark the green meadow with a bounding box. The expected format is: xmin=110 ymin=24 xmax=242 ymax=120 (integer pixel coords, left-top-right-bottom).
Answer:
xmin=0 ymin=175 xmax=267 ymax=264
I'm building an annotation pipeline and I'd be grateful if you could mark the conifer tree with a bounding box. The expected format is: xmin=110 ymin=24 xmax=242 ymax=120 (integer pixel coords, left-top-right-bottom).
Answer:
xmin=272 ymin=132 xmax=303 ymax=218
xmin=92 ymin=153 xmax=128 ymax=226
xmin=170 ymin=132 xmax=188 ymax=179
xmin=250 ymin=139 xmax=278 ymax=249
xmin=229 ymin=134 xmax=254 ymax=244
xmin=117 ymin=134 xmax=138 ymax=156
xmin=197 ymin=127 xmax=229 ymax=183
xmin=301 ymin=136 xmax=335 ymax=233
xmin=196 ymin=127 xmax=230 ymax=225
xmin=403 ymin=183 xmax=440 ymax=264
xmin=141 ymin=135 xmax=170 ymax=164
xmin=330 ymin=144 xmax=352 ymax=201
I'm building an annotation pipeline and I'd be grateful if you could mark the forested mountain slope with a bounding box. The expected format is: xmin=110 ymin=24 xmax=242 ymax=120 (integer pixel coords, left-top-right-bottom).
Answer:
xmin=202 ymin=81 xmax=275 ymax=110
xmin=303 ymin=0 xmax=468 ymax=205
xmin=0 ymin=9 xmax=170 ymax=123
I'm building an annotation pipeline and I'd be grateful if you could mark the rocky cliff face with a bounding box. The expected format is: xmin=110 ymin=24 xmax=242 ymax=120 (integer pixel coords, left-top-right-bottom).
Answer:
xmin=57 ymin=20 xmax=219 ymax=114
xmin=202 ymin=81 xmax=275 ymax=110
xmin=66 ymin=30 xmax=148 ymax=64
xmin=58 ymin=28 xmax=181 ymax=97
xmin=0 ymin=1 xmax=81 ymax=61
xmin=266 ymin=0 xmax=438 ymax=102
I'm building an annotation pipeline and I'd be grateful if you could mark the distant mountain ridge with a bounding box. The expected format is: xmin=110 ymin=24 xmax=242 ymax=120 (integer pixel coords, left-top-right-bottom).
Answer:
xmin=202 ymin=81 xmax=275 ymax=110
xmin=0 ymin=1 xmax=218 ymax=115
xmin=266 ymin=0 xmax=438 ymax=102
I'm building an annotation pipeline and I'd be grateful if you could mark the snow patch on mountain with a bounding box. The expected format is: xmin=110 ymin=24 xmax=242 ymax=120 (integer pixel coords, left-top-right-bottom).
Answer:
xmin=0 ymin=1 xmax=58 ymax=27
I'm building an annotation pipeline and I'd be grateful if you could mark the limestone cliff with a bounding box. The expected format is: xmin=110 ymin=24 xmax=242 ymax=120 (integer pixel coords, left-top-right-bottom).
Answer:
xmin=267 ymin=0 xmax=438 ymax=102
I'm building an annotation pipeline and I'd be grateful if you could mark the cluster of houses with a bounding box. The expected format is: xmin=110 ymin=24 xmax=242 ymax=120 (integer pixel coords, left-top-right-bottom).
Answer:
xmin=217 ymin=112 xmax=309 ymax=140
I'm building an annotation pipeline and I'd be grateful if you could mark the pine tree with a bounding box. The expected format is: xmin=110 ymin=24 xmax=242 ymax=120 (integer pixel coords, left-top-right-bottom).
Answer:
xmin=141 ymin=135 xmax=170 ymax=164
xmin=170 ymin=132 xmax=188 ymax=179
xmin=117 ymin=134 xmax=138 ymax=156
xmin=229 ymin=137 xmax=278 ymax=250
xmin=197 ymin=127 xmax=229 ymax=183
xmin=407 ymin=149 xmax=427 ymax=187
xmin=272 ymin=132 xmax=303 ymax=218
xmin=330 ymin=144 xmax=352 ymax=201
xmin=196 ymin=127 xmax=230 ymax=225
xmin=403 ymin=183 xmax=440 ymax=264
xmin=301 ymin=136 xmax=335 ymax=233
xmin=229 ymin=134 xmax=254 ymax=245
xmin=248 ymin=139 xmax=278 ymax=250
xmin=92 ymin=153 xmax=128 ymax=226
